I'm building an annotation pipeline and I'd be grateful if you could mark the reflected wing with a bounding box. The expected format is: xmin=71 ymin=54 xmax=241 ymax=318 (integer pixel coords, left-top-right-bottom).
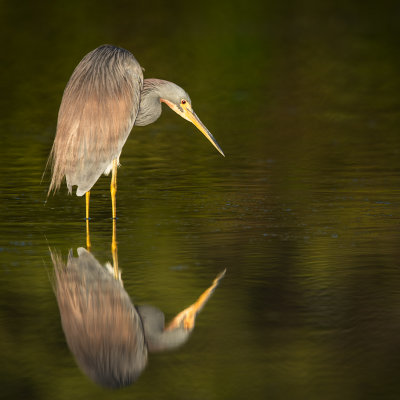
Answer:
xmin=48 ymin=45 xmax=144 ymax=195
xmin=52 ymin=247 xmax=148 ymax=388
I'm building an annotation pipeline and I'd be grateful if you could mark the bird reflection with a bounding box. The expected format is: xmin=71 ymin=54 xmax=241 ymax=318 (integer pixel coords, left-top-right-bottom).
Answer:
xmin=51 ymin=247 xmax=225 ymax=388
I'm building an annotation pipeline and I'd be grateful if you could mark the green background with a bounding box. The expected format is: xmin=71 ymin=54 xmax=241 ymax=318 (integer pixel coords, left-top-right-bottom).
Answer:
xmin=1 ymin=1 xmax=400 ymax=399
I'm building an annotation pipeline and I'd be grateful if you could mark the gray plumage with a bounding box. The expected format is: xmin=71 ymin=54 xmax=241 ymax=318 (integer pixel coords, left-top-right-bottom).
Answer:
xmin=47 ymin=44 xmax=223 ymax=198
xmin=136 ymin=304 xmax=190 ymax=352
xmin=52 ymin=248 xmax=147 ymax=388
xmin=48 ymin=45 xmax=143 ymax=196
xmin=135 ymin=79 xmax=191 ymax=126
xmin=52 ymin=248 xmax=193 ymax=389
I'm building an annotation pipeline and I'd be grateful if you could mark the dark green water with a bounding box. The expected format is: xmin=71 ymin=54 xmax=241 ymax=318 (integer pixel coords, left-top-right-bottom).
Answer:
xmin=1 ymin=1 xmax=400 ymax=399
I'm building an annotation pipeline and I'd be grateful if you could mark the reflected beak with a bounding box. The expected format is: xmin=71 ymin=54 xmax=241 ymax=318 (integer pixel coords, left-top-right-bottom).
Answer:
xmin=165 ymin=268 xmax=226 ymax=332
xmin=162 ymin=99 xmax=225 ymax=157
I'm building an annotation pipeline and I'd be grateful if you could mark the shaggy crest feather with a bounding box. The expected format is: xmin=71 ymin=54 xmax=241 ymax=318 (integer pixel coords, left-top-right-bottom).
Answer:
xmin=47 ymin=45 xmax=143 ymax=196
xmin=52 ymin=248 xmax=148 ymax=388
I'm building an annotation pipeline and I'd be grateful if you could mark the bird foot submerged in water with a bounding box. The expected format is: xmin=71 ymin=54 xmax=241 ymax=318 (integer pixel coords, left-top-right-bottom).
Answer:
xmin=165 ymin=268 xmax=226 ymax=332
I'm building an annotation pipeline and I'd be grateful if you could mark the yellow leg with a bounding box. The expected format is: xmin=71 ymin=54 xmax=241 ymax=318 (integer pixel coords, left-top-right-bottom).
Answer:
xmin=112 ymin=217 xmax=119 ymax=280
xmin=85 ymin=191 xmax=91 ymax=250
xmin=111 ymin=159 xmax=118 ymax=220
xmin=165 ymin=269 xmax=226 ymax=332
xmin=110 ymin=160 xmax=119 ymax=278
xmin=86 ymin=191 xmax=90 ymax=220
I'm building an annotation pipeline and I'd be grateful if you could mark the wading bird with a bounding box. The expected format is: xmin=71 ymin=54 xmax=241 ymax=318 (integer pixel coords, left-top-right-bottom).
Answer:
xmin=47 ymin=45 xmax=224 ymax=220
xmin=52 ymin=247 xmax=225 ymax=388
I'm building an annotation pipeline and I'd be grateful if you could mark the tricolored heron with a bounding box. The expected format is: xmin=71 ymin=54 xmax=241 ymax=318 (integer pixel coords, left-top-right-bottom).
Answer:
xmin=52 ymin=247 xmax=225 ymax=388
xmin=47 ymin=44 xmax=224 ymax=220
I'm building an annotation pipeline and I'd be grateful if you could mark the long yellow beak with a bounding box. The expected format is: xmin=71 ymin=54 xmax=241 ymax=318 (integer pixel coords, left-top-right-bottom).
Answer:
xmin=162 ymin=99 xmax=225 ymax=157
xmin=183 ymin=107 xmax=225 ymax=157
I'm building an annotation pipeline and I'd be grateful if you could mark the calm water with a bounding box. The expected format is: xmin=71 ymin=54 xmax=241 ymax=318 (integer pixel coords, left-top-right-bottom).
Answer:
xmin=1 ymin=1 xmax=400 ymax=399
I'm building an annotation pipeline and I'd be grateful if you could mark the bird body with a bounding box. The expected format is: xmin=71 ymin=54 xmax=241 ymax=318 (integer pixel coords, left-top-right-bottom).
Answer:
xmin=47 ymin=44 xmax=224 ymax=211
xmin=49 ymin=45 xmax=143 ymax=196
xmin=52 ymin=247 xmax=225 ymax=388
xmin=52 ymin=248 xmax=148 ymax=387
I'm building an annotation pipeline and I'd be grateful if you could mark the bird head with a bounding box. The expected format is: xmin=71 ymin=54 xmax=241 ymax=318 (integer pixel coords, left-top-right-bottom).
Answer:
xmin=160 ymin=84 xmax=225 ymax=157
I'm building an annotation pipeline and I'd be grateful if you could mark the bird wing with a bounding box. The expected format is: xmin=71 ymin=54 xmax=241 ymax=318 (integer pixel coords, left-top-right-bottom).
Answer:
xmin=52 ymin=247 xmax=148 ymax=387
xmin=48 ymin=45 xmax=144 ymax=195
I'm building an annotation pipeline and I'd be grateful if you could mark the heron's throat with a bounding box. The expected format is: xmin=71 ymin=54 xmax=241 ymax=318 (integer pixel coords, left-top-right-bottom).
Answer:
xmin=136 ymin=305 xmax=190 ymax=352
xmin=134 ymin=79 xmax=166 ymax=126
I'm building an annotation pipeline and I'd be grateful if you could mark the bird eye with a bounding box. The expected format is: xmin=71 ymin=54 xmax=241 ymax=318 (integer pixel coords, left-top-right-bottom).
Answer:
xmin=181 ymin=99 xmax=187 ymax=105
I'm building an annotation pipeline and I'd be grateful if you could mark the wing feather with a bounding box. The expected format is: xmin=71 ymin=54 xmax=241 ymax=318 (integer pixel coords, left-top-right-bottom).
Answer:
xmin=48 ymin=45 xmax=143 ymax=195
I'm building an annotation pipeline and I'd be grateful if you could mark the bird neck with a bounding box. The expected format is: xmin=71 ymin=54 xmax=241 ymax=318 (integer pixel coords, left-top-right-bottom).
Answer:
xmin=146 ymin=327 xmax=190 ymax=352
xmin=136 ymin=304 xmax=190 ymax=352
xmin=135 ymin=79 xmax=169 ymax=126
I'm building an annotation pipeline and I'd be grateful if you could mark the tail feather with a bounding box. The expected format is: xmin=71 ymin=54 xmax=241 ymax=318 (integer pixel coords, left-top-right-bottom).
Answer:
xmin=44 ymin=45 xmax=144 ymax=197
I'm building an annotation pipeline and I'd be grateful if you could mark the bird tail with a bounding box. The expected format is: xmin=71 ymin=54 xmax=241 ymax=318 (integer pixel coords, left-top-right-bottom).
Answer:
xmin=43 ymin=142 xmax=64 ymax=197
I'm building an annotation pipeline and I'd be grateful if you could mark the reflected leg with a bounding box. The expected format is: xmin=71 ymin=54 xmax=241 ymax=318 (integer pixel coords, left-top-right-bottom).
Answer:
xmin=165 ymin=269 xmax=226 ymax=331
xmin=112 ymin=217 xmax=119 ymax=280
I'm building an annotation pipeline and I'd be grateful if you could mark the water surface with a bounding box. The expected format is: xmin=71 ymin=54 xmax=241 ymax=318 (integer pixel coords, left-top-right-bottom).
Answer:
xmin=1 ymin=1 xmax=400 ymax=399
